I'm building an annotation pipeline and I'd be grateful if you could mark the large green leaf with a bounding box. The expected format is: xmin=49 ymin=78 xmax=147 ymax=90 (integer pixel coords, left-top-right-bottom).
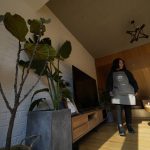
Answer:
xmin=58 ymin=41 xmax=72 ymax=59
xmin=40 ymin=18 xmax=51 ymax=24
xmin=29 ymin=88 xmax=50 ymax=111
xmin=52 ymin=72 xmax=62 ymax=82
xmin=29 ymin=98 xmax=45 ymax=111
xmin=19 ymin=60 xmax=47 ymax=75
xmin=31 ymin=88 xmax=49 ymax=101
xmin=25 ymin=43 xmax=56 ymax=60
xmin=40 ymin=37 xmax=51 ymax=45
xmin=28 ymin=19 xmax=45 ymax=35
xmin=62 ymin=88 xmax=72 ymax=100
xmin=3 ymin=12 xmax=28 ymax=41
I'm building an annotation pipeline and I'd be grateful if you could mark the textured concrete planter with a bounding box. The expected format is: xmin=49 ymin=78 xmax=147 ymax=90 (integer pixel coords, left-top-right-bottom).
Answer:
xmin=26 ymin=109 xmax=72 ymax=150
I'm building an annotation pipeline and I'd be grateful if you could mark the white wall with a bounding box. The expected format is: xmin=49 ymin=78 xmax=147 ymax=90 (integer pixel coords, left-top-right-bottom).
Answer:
xmin=0 ymin=0 xmax=96 ymax=147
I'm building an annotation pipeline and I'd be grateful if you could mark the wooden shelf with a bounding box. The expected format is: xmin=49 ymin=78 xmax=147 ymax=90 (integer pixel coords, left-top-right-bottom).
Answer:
xmin=72 ymin=109 xmax=104 ymax=143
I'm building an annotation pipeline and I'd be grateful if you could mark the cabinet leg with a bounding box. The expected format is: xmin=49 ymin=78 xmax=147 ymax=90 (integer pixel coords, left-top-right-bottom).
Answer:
xmin=72 ymin=141 xmax=79 ymax=150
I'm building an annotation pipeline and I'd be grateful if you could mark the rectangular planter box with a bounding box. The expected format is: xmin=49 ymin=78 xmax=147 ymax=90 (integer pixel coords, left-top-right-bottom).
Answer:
xmin=26 ymin=109 xmax=72 ymax=150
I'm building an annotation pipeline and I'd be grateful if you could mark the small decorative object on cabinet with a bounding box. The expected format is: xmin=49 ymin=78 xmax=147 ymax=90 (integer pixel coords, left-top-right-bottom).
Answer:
xmin=142 ymin=100 xmax=150 ymax=112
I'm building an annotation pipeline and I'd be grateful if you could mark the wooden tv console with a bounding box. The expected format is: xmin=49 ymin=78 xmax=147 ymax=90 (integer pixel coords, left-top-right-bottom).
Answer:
xmin=72 ymin=109 xmax=104 ymax=143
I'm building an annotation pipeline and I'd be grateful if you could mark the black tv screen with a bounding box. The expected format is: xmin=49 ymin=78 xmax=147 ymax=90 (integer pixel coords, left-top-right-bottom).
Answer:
xmin=72 ymin=66 xmax=99 ymax=112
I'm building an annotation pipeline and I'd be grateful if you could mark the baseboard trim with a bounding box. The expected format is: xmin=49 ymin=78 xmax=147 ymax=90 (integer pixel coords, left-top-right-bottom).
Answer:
xmin=132 ymin=109 xmax=150 ymax=118
xmin=112 ymin=109 xmax=150 ymax=119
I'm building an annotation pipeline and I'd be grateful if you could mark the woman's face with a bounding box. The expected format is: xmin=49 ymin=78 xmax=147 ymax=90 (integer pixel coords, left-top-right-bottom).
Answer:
xmin=118 ymin=59 xmax=124 ymax=70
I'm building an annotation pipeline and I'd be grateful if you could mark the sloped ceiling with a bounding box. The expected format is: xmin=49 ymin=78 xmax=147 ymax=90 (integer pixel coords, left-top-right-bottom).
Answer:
xmin=47 ymin=0 xmax=150 ymax=58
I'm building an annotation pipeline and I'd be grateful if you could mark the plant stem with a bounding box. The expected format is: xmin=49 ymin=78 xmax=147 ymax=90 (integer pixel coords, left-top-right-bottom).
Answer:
xmin=14 ymin=41 xmax=21 ymax=96
xmin=17 ymin=40 xmax=38 ymax=98
xmin=47 ymin=64 xmax=57 ymax=108
xmin=56 ymin=58 xmax=60 ymax=109
xmin=5 ymin=108 xmax=17 ymax=150
xmin=0 ymin=83 xmax=12 ymax=113
xmin=19 ymin=63 xmax=47 ymax=104
xmin=46 ymin=75 xmax=53 ymax=101
xmin=4 ymin=36 xmax=41 ymax=149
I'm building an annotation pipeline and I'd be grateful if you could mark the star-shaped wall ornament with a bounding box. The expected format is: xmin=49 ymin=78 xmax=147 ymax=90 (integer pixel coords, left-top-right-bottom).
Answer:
xmin=126 ymin=20 xmax=149 ymax=43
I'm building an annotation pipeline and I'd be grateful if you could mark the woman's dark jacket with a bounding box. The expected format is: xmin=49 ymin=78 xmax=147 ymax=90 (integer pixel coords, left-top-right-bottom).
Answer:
xmin=106 ymin=69 xmax=139 ymax=93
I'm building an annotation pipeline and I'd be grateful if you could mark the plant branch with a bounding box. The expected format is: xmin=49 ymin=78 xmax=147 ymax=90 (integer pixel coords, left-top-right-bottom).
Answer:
xmin=14 ymin=41 xmax=21 ymax=96
xmin=46 ymin=74 xmax=53 ymax=100
xmin=17 ymin=36 xmax=41 ymax=99
xmin=21 ymin=66 xmax=26 ymax=82
xmin=0 ymin=83 xmax=12 ymax=113
xmin=47 ymin=65 xmax=57 ymax=100
xmin=19 ymin=62 xmax=47 ymax=105
xmin=57 ymin=57 xmax=60 ymax=95
xmin=47 ymin=63 xmax=56 ymax=103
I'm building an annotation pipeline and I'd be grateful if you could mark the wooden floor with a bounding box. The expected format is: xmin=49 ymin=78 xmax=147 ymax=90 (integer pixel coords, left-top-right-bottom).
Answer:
xmin=79 ymin=118 xmax=150 ymax=150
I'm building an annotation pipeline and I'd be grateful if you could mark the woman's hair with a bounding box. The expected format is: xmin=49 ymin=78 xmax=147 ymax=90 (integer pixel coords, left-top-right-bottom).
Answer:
xmin=111 ymin=58 xmax=126 ymax=71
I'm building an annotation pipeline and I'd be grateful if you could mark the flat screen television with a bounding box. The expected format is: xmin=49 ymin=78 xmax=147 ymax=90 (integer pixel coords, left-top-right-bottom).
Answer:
xmin=72 ymin=66 xmax=99 ymax=112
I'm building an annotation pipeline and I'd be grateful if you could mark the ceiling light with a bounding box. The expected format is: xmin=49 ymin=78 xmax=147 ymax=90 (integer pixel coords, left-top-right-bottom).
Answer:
xmin=126 ymin=20 xmax=149 ymax=43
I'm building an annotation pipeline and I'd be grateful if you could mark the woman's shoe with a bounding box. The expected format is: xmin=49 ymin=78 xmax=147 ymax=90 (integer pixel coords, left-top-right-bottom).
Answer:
xmin=118 ymin=124 xmax=126 ymax=136
xmin=127 ymin=125 xmax=135 ymax=133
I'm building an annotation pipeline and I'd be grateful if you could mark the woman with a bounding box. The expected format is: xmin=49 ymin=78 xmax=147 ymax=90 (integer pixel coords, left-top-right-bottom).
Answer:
xmin=106 ymin=58 xmax=138 ymax=136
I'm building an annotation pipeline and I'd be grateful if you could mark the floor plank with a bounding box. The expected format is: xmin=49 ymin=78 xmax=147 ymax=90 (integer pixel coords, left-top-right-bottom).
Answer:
xmin=79 ymin=118 xmax=150 ymax=150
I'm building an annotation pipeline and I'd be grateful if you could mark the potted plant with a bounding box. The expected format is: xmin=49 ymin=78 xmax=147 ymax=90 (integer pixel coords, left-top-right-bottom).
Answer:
xmin=24 ymin=37 xmax=73 ymax=150
xmin=17 ymin=14 xmax=73 ymax=150
xmin=0 ymin=12 xmax=55 ymax=150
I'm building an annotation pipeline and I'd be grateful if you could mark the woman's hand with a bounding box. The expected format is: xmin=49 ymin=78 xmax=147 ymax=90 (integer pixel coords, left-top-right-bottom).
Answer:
xmin=135 ymin=92 xmax=138 ymax=96
xmin=109 ymin=91 xmax=113 ymax=97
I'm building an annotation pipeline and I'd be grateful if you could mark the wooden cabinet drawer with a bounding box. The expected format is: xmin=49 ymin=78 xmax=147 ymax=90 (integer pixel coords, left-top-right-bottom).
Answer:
xmin=72 ymin=109 xmax=104 ymax=143
xmin=99 ymin=110 xmax=103 ymax=122
xmin=72 ymin=115 xmax=88 ymax=129
xmin=73 ymin=122 xmax=89 ymax=141
xmin=89 ymin=118 xmax=99 ymax=129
